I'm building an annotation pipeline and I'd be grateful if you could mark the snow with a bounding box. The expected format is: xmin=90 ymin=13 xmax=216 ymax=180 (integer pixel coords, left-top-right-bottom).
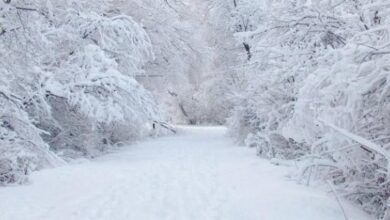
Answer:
xmin=0 ymin=126 xmax=372 ymax=220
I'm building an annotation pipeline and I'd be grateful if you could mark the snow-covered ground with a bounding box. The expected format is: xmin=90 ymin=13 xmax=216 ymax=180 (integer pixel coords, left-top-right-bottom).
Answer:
xmin=0 ymin=126 xmax=372 ymax=220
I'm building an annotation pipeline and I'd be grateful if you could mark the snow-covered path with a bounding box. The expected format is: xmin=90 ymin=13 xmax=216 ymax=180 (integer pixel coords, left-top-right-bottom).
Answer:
xmin=0 ymin=126 xmax=371 ymax=220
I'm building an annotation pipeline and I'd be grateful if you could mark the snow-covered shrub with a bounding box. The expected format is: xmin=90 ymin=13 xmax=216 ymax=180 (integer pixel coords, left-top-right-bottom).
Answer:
xmin=0 ymin=88 xmax=63 ymax=185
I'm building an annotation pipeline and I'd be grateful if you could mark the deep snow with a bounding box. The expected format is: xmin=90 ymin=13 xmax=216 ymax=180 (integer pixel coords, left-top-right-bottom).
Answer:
xmin=0 ymin=126 xmax=372 ymax=220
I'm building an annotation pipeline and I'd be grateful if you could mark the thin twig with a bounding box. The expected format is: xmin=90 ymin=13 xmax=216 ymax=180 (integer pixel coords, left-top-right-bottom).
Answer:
xmin=15 ymin=7 xmax=37 ymax=11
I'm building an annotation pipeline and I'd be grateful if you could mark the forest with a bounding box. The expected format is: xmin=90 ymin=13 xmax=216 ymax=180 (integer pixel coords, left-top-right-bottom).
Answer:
xmin=0 ymin=0 xmax=389 ymax=219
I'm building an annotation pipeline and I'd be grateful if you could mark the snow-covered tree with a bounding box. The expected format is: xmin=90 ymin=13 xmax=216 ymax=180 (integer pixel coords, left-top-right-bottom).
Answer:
xmin=0 ymin=0 xmax=165 ymax=183
xmin=223 ymin=0 xmax=390 ymax=218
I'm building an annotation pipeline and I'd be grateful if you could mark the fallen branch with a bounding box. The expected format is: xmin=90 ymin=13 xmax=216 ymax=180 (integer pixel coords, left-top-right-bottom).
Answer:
xmin=318 ymin=119 xmax=390 ymax=159
xmin=153 ymin=120 xmax=176 ymax=134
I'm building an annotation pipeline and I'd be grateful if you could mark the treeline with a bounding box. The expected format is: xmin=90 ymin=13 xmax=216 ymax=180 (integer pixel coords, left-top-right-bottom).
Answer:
xmin=216 ymin=0 xmax=390 ymax=218
xmin=0 ymin=0 xmax=175 ymax=185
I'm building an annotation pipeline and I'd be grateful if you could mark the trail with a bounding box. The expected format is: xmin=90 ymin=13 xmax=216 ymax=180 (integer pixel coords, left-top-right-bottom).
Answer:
xmin=0 ymin=127 xmax=371 ymax=220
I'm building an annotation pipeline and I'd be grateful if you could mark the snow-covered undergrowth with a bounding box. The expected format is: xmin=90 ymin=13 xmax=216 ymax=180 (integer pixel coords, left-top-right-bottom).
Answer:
xmin=0 ymin=0 xmax=167 ymax=185
xmin=222 ymin=0 xmax=390 ymax=218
